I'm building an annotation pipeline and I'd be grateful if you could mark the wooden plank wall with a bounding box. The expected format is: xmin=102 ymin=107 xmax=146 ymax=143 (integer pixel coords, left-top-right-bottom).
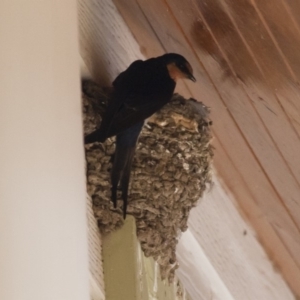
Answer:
xmin=177 ymin=176 xmax=294 ymax=300
xmin=112 ymin=0 xmax=300 ymax=297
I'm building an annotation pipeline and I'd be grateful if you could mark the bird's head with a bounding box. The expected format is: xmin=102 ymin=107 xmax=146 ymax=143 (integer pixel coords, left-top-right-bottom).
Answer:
xmin=162 ymin=53 xmax=196 ymax=82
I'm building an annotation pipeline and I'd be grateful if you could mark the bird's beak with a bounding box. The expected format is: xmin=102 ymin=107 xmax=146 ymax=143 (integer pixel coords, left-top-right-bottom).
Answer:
xmin=188 ymin=73 xmax=196 ymax=82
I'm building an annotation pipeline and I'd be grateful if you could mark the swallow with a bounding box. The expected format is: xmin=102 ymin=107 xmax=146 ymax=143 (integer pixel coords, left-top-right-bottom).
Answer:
xmin=85 ymin=53 xmax=196 ymax=218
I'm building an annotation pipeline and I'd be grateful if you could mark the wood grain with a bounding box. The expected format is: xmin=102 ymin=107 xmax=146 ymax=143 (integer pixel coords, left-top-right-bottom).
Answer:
xmin=165 ymin=0 xmax=300 ymax=233
xmin=217 ymin=0 xmax=300 ymax=135
xmin=135 ymin=0 xmax=300 ymax=253
xmin=213 ymin=137 xmax=300 ymax=295
xmin=187 ymin=176 xmax=295 ymax=300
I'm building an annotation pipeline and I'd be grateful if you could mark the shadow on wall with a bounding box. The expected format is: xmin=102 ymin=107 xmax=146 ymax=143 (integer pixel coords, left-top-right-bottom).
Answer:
xmin=77 ymin=0 xmax=143 ymax=86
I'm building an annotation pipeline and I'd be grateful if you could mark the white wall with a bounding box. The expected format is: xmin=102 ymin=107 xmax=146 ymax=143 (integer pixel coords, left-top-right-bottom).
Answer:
xmin=0 ymin=1 xmax=89 ymax=299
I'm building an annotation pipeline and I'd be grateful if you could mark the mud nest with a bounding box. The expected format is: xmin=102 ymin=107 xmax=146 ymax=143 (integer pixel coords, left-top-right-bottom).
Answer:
xmin=83 ymin=79 xmax=213 ymax=282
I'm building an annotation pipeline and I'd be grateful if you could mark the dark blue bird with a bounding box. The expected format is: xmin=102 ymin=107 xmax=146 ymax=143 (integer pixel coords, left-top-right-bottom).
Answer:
xmin=85 ymin=53 xmax=196 ymax=218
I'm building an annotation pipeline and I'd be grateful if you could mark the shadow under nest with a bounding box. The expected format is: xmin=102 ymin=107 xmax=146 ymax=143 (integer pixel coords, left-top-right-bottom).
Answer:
xmin=83 ymin=79 xmax=213 ymax=282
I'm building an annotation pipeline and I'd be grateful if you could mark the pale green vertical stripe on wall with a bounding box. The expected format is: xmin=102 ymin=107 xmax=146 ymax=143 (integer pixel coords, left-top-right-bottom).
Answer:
xmin=102 ymin=216 xmax=191 ymax=300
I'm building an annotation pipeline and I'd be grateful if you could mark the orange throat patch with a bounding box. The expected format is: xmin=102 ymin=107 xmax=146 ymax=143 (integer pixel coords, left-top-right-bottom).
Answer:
xmin=167 ymin=63 xmax=181 ymax=82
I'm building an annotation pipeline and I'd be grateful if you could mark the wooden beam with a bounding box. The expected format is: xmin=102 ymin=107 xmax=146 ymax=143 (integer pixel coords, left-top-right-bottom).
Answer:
xmin=0 ymin=1 xmax=89 ymax=299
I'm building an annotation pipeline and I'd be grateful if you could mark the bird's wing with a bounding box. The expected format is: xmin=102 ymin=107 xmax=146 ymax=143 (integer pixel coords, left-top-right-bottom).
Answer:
xmin=101 ymin=60 xmax=147 ymax=136
xmin=85 ymin=58 xmax=175 ymax=143
xmin=84 ymin=60 xmax=145 ymax=143
xmin=106 ymin=58 xmax=175 ymax=137
xmin=112 ymin=60 xmax=144 ymax=89
xmin=105 ymin=89 xmax=173 ymax=138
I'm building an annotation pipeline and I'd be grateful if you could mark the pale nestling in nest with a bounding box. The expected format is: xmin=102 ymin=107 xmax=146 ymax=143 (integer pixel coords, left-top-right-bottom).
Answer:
xmin=82 ymin=79 xmax=213 ymax=281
